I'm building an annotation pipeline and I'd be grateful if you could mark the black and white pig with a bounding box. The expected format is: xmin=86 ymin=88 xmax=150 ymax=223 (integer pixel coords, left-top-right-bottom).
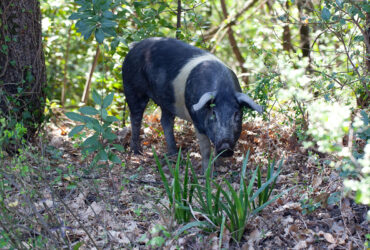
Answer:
xmin=122 ymin=37 xmax=263 ymax=172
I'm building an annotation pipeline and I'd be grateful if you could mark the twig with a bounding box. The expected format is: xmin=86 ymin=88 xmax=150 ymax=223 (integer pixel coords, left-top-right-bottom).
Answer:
xmin=81 ymin=46 xmax=100 ymax=104
xmin=204 ymin=0 xmax=259 ymax=41
xmin=220 ymin=0 xmax=248 ymax=85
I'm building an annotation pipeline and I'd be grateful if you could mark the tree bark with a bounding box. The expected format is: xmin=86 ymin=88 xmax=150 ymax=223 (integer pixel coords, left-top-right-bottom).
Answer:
xmin=176 ymin=0 xmax=181 ymax=39
xmin=0 ymin=0 xmax=46 ymax=138
xmin=282 ymin=1 xmax=293 ymax=52
xmin=297 ymin=0 xmax=311 ymax=59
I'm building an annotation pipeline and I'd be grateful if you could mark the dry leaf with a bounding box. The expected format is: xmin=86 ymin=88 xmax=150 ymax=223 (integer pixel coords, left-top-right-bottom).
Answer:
xmin=323 ymin=232 xmax=336 ymax=244
xmin=293 ymin=240 xmax=307 ymax=249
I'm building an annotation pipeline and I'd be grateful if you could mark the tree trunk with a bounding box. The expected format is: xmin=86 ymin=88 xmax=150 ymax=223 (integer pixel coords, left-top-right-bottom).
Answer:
xmin=176 ymin=0 xmax=181 ymax=39
xmin=297 ymin=0 xmax=311 ymax=59
xmin=0 ymin=0 xmax=46 ymax=141
xmin=282 ymin=1 xmax=293 ymax=52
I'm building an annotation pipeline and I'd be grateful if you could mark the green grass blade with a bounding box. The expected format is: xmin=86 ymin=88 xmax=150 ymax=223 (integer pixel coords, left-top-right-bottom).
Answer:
xmin=152 ymin=147 xmax=172 ymax=204
xmin=252 ymin=186 xmax=294 ymax=215
xmin=225 ymin=180 xmax=244 ymax=229
xmin=213 ymin=181 xmax=234 ymax=226
xmin=205 ymin=163 xmax=213 ymax=216
xmin=239 ymin=150 xmax=250 ymax=203
xmin=219 ymin=215 xmax=226 ymax=249
xmin=190 ymin=163 xmax=207 ymax=210
xmin=174 ymin=221 xmax=213 ymax=238
xmin=267 ymin=158 xmax=284 ymax=199
xmin=251 ymin=169 xmax=282 ymax=202
xmin=247 ymin=166 xmax=258 ymax=197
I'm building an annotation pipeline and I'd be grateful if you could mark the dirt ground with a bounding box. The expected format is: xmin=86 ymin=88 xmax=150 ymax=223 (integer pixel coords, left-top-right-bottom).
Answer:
xmin=6 ymin=111 xmax=368 ymax=249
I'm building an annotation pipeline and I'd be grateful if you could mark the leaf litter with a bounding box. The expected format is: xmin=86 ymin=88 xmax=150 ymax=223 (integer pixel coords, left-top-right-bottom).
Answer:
xmin=2 ymin=112 xmax=368 ymax=249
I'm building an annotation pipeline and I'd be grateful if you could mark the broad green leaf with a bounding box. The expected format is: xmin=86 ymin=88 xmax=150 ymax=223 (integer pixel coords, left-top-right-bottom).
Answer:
xmin=79 ymin=106 xmax=99 ymax=115
xmin=360 ymin=110 xmax=369 ymax=125
xmin=101 ymin=109 xmax=108 ymax=120
xmin=113 ymin=144 xmax=124 ymax=151
xmin=102 ymin=130 xmax=117 ymax=140
xmin=102 ymin=93 xmax=114 ymax=108
xmin=103 ymin=10 xmax=114 ymax=19
xmin=81 ymin=134 xmax=100 ymax=148
xmin=335 ymin=0 xmax=343 ymax=8
xmin=98 ymin=149 xmax=108 ymax=161
xmin=354 ymin=35 xmax=364 ymax=42
xmin=95 ymin=28 xmax=105 ymax=44
xmin=147 ymin=236 xmax=165 ymax=247
xmin=92 ymin=89 xmax=102 ymax=106
xmin=69 ymin=12 xmax=82 ymax=20
xmin=104 ymin=115 xmax=119 ymax=123
xmin=82 ymin=25 xmax=96 ymax=40
xmin=101 ymin=18 xmax=117 ymax=28
xmin=321 ymin=7 xmax=331 ymax=21
xmin=362 ymin=3 xmax=370 ymax=13
xmin=66 ymin=112 xmax=86 ymax=122
xmin=102 ymin=27 xmax=116 ymax=37
xmin=68 ymin=125 xmax=85 ymax=137
xmin=109 ymin=153 xmax=121 ymax=164
xmin=86 ymin=121 xmax=103 ymax=133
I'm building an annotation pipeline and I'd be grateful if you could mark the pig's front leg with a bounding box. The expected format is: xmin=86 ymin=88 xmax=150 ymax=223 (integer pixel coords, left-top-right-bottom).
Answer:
xmin=195 ymin=129 xmax=213 ymax=174
xmin=160 ymin=109 xmax=178 ymax=155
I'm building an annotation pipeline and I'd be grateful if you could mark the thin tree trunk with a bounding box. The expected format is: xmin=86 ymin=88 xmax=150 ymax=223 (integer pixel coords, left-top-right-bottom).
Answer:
xmin=176 ymin=0 xmax=181 ymax=39
xmin=81 ymin=46 xmax=100 ymax=104
xmin=282 ymin=2 xmax=293 ymax=52
xmin=297 ymin=0 xmax=311 ymax=58
xmin=220 ymin=0 xmax=249 ymax=85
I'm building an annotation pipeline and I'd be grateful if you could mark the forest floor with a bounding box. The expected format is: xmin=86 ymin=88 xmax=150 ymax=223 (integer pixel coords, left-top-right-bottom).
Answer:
xmin=3 ymin=109 xmax=368 ymax=249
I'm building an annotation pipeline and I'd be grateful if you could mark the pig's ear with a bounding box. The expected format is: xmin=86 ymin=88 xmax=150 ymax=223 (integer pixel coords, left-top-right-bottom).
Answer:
xmin=236 ymin=93 xmax=263 ymax=114
xmin=193 ymin=91 xmax=216 ymax=111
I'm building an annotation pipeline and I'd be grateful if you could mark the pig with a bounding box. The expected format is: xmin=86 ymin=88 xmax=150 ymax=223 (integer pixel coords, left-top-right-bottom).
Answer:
xmin=122 ymin=37 xmax=263 ymax=172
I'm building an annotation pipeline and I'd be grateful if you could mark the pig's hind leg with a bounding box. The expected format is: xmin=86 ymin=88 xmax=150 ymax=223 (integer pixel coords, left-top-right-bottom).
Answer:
xmin=125 ymin=88 xmax=149 ymax=154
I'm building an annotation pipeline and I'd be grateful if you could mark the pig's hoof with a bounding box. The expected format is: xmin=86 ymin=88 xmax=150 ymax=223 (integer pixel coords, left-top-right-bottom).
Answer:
xmin=167 ymin=149 xmax=179 ymax=156
xmin=131 ymin=148 xmax=143 ymax=155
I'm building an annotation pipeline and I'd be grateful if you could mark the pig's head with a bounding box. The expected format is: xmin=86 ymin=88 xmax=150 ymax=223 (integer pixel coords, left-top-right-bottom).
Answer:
xmin=193 ymin=91 xmax=263 ymax=157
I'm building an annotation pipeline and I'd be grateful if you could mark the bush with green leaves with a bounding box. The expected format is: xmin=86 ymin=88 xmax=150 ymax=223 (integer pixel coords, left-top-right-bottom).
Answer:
xmin=0 ymin=117 xmax=27 ymax=157
xmin=342 ymin=111 xmax=370 ymax=218
xmin=153 ymin=149 xmax=289 ymax=242
xmin=66 ymin=89 xmax=123 ymax=168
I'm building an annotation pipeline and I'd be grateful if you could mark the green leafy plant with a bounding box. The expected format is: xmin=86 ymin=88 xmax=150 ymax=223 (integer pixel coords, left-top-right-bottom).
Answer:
xmin=69 ymin=0 xmax=118 ymax=44
xmin=66 ymin=89 xmax=123 ymax=168
xmin=0 ymin=117 xmax=28 ymax=157
xmin=153 ymin=147 xmax=195 ymax=224
xmin=213 ymin=152 xmax=286 ymax=242
xmin=145 ymin=224 xmax=171 ymax=248
xmin=154 ymin=148 xmax=290 ymax=242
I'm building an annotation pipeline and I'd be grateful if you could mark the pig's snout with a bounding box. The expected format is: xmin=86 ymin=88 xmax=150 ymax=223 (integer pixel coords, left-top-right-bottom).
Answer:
xmin=216 ymin=142 xmax=234 ymax=157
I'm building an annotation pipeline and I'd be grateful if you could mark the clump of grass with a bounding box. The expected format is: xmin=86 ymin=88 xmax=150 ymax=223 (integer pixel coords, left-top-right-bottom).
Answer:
xmin=153 ymin=148 xmax=291 ymax=242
